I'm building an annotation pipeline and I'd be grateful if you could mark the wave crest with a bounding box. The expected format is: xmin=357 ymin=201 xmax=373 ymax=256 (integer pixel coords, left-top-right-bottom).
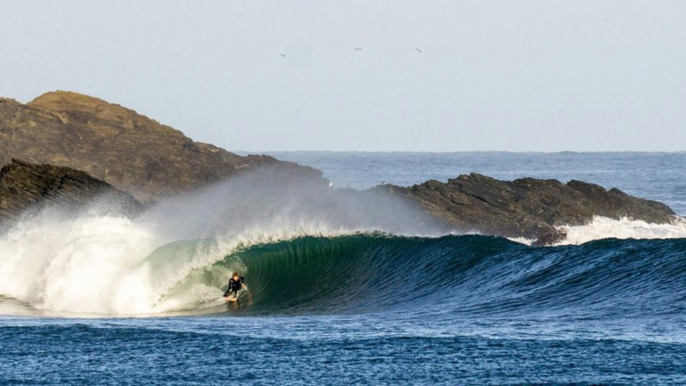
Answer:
xmin=555 ymin=216 xmax=686 ymax=245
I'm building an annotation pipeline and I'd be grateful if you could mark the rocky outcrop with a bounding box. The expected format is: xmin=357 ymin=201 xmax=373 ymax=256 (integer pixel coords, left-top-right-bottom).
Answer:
xmin=377 ymin=173 xmax=676 ymax=245
xmin=0 ymin=91 xmax=324 ymax=203
xmin=0 ymin=159 xmax=142 ymax=226
xmin=0 ymin=92 xmax=678 ymax=245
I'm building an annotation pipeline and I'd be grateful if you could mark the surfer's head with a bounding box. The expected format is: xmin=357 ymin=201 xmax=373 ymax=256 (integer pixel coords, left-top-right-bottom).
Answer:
xmin=233 ymin=272 xmax=239 ymax=279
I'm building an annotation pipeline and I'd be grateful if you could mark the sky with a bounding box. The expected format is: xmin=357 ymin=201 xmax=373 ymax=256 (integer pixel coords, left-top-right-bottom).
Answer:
xmin=1 ymin=1 xmax=685 ymax=152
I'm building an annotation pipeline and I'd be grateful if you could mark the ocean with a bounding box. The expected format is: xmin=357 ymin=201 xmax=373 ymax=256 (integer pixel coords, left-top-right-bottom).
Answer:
xmin=1 ymin=152 xmax=685 ymax=385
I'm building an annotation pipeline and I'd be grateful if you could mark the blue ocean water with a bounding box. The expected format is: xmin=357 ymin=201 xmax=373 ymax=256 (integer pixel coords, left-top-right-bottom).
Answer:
xmin=270 ymin=152 xmax=686 ymax=215
xmin=1 ymin=152 xmax=685 ymax=385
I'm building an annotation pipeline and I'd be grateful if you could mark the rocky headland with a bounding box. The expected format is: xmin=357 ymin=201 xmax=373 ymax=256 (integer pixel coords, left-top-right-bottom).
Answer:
xmin=0 ymin=91 xmax=323 ymax=203
xmin=0 ymin=91 xmax=679 ymax=245
xmin=377 ymin=174 xmax=676 ymax=245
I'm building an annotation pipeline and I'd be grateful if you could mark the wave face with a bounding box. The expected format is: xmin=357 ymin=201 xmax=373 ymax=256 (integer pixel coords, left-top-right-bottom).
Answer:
xmin=3 ymin=213 xmax=684 ymax=319
xmin=217 ymin=234 xmax=686 ymax=318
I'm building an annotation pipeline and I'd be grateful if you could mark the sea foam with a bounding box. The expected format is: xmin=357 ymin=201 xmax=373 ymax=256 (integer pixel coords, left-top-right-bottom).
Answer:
xmin=555 ymin=215 xmax=686 ymax=245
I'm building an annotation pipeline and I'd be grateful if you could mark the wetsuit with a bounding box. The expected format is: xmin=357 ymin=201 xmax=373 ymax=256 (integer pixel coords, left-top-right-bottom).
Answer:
xmin=224 ymin=276 xmax=245 ymax=297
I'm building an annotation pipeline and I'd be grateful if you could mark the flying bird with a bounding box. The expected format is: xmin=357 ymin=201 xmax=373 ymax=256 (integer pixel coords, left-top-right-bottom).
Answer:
xmin=415 ymin=48 xmax=422 ymax=54
xmin=279 ymin=53 xmax=286 ymax=57
xmin=353 ymin=48 xmax=363 ymax=51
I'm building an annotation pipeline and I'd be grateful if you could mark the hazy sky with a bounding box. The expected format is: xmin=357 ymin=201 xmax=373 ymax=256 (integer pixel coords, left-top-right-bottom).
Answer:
xmin=1 ymin=1 xmax=685 ymax=152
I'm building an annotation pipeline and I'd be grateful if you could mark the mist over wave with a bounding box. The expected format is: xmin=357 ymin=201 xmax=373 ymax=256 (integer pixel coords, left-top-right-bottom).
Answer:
xmin=0 ymin=168 xmax=684 ymax=317
xmin=0 ymin=168 xmax=441 ymax=316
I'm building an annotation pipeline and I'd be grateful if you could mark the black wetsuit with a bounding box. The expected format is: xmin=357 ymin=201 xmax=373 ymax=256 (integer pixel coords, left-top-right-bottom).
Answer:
xmin=224 ymin=276 xmax=245 ymax=297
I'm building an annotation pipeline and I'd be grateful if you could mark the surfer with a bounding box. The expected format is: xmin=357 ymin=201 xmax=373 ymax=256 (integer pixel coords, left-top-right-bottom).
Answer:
xmin=223 ymin=272 xmax=248 ymax=302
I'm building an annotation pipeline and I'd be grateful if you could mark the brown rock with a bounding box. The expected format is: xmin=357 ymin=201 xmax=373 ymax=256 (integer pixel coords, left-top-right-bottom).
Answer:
xmin=376 ymin=173 xmax=676 ymax=245
xmin=0 ymin=91 xmax=323 ymax=203
xmin=0 ymin=159 xmax=142 ymax=227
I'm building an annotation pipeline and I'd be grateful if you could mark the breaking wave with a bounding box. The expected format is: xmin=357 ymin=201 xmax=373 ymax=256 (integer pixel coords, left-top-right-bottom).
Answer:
xmin=0 ymin=213 xmax=684 ymax=318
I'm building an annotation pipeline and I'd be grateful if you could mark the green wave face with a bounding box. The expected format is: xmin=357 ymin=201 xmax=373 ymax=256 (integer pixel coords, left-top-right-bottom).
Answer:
xmin=155 ymin=234 xmax=686 ymax=318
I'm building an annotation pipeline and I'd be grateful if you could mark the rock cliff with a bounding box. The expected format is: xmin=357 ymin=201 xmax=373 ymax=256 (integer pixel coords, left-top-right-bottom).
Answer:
xmin=377 ymin=173 xmax=676 ymax=245
xmin=0 ymin=92 xmax=678 ymax=245
xmin=0 ymin=159 xmax=142 ymax=227
xmin=0 ymin=92 xmax=323 ymax=203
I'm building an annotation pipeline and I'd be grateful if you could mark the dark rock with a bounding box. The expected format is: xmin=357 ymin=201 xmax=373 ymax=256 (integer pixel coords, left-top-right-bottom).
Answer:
xmin=1 ymin=91 xmax=678 ymax=245
xmin=376 ymin=173 xmax=676 ymax=245
xmin=0 ymin=159 xmax=142 ymax=227
xmin=0 ymin=91 xmax=324 ymax=203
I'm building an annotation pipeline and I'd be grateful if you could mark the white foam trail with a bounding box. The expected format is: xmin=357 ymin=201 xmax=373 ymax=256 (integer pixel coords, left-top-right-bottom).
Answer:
xmin=555 ymin=216 xmax=686 ymax=245
xmin=0 ymin=210 xmax=376 ymax=316
xmin=0 ymin=214 xmax=157 ymax=315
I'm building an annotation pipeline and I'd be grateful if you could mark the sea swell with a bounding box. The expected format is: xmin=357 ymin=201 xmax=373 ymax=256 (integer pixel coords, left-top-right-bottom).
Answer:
xmin=0 ymin=213 xmax=684 ymax=319
xmin=214 ymin=234 xmax=686 ymax=318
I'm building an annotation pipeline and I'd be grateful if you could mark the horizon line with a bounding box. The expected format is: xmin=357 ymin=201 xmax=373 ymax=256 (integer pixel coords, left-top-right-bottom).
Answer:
xmin=233 ymin=150 xmax=686 ymax=155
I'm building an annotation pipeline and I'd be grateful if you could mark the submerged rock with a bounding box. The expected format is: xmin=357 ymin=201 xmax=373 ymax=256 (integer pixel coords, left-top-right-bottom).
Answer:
xmin=377 ymin=173 xmax=676 ymax=245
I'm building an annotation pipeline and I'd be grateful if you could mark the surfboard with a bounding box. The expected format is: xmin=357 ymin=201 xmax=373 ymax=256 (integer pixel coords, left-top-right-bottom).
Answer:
xmin=224 ymin=288 xmax=247 ymax=303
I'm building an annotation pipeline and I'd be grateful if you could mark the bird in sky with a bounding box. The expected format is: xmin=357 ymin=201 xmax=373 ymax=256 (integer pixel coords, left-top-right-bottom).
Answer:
xmin=415 ymin=48 xmax=422 ymax=54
